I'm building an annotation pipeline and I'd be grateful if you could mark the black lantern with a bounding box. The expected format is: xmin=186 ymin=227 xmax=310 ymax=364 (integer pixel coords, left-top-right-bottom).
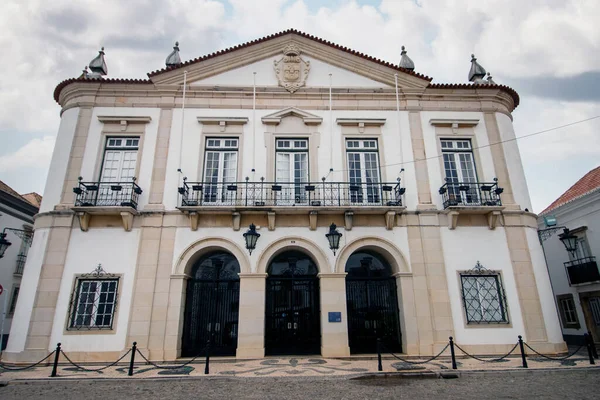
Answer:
xmin=0 ymin=232 xmax=11 ymax=259
xmin=559 ymin=228 xmax=578 ymax=255
xmin=243 ymin=224 xmax=260 ymax=255
xmin=326 ymin=223 xmax=342 ymax=255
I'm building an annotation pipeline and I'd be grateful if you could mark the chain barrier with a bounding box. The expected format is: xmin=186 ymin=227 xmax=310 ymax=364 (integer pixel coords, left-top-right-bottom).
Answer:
xmin=524 ymin=343 xmax=585 ymax=361
xmin=454 ymin=342 xmax=519 ymax=363
xmin=60 ymin=349 xmax=132 ymax=372
xmin=381 ymin=342 xmax=450 ymax=365
xmin=135 ymin=347 xmax=206 ymax=370
xmin=0 ymin=351 xmax=55 ymax=371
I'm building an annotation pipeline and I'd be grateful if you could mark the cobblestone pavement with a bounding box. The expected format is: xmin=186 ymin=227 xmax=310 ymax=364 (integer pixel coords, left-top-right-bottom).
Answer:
xmin=0 ymin=369 xmax=599 ymax=400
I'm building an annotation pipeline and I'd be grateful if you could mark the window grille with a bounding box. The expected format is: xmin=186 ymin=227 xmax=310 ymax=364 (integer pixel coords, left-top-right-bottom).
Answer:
xmin=9 ymin=287 xmax=20 ymax=314
xmin=67 ymin=265 xmax=119 ymax=330
xmin=460 ymin=261 xmax=508 ymax=324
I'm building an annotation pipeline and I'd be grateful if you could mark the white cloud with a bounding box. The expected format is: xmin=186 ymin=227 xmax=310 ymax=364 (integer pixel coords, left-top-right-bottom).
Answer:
xmin=0 ymin=136 xmax=56 ymax=172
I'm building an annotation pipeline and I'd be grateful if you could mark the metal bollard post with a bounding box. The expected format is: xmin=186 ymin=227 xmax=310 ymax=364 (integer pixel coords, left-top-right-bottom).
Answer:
xmin=584 ymin=334 xmax=596 ymax=365
xmin=588 ymin=331 xmax=598 ymax=359
xmin=204 ymin=339 xmax=211 ymax=375
xmin=518 ymin=336 xmax=528 ymax=369
xmin=449 ymin=337 xmax=457 ymax=370
xmin=377 ymin=338 xmax=383 ymax=372
xmin=50 ymin=343 xmax=61 ymax=377
xmin=128 ymin=342 xmax=137 ymax=376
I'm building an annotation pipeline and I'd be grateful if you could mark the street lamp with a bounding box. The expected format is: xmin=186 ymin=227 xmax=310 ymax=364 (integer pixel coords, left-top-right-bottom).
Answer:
xmin=559 ymin=228 xmax=578 ymax=256
xmin=243 ymin=224 xmax=260 ymax=255
xmin=0 ymin=228 xmax=33 ymax=259
xmin=326 ymin=223 xmax=342 ymax=255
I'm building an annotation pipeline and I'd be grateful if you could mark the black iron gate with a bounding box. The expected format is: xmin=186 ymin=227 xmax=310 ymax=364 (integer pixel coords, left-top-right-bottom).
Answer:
xmin=265 ymin=277 xmax=320 ymax=355
xmin=182 ymin=280 xmax=240 ymax=357
xmin=181 ymin=252 xmax=240 ymax=357
xmin=346 ymin=277 xmax=402 ymax=354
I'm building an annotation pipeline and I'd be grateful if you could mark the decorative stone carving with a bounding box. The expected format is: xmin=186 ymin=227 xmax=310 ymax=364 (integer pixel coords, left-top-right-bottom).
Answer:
xmin=274 ymin=44 xmax=310 ymax=93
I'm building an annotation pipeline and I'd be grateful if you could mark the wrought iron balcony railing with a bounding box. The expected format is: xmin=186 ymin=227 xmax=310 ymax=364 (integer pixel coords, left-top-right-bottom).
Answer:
xmin=564 ymin=256 xmax=600 ymax=285
xmin=178 ymin=178 xmax=405 ymax=208
xmin=73 ymin=177 xmax=142 ymax=209
xmin=14 ymin=253 xmax=26 ymax=275
xmin=439 ymin=178 xmax=503 ymax=209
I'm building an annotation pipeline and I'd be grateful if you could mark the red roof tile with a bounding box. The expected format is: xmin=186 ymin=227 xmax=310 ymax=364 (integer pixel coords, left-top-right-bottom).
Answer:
xmin=0 ymin=179 xmax=24 ymax=200
xmin=541 ymin=166 xmax=600 ymax=215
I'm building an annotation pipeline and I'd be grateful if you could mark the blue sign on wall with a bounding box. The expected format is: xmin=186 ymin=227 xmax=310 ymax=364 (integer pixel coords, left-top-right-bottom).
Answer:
xmin=328 ymin=312 xmax=342 ymax=323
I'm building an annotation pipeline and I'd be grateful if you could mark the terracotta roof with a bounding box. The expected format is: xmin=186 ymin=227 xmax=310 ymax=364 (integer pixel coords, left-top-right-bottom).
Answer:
xmin=21 ymin=192 xmax=43 ymax=208
xmin=148 ymin=28 xmax=433 ymax=81
xmin=427 ymin=82 xmax=520 ymax=108
xmin=53 ymin=77 xmax=152 ymax=103
xmin=0 ymin=179 xmax=24 ymax=200
xmin=540 ymin=166 xmax=600 ymax=215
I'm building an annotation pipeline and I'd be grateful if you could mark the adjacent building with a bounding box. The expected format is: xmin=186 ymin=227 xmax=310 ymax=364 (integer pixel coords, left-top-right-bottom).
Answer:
xmin=538 ymin=167 xmax=600 ymax=345
xmin=0 ymin=181 xmax=40 ymax=349
xmin=5 ymin=30 xmax=565 ymax=363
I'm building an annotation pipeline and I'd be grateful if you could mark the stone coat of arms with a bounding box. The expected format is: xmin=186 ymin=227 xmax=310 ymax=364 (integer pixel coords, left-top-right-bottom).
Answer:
xmin=274 ymin=44 xmax=310 ymax=93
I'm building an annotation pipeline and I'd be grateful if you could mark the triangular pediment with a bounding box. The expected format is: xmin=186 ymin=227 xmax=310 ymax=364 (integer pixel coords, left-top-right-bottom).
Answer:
xmin=149 ymin=30 xmax=431 ymax=90
xmin=262 ymin=107 xmax=323 ymax=126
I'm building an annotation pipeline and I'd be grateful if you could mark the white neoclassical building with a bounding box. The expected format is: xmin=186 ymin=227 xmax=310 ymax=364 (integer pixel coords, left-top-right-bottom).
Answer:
xmin=5 ymin=30 xmax=566 ymax=363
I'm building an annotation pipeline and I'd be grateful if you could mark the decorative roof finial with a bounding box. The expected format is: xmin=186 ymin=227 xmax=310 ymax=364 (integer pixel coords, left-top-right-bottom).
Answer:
xmin=87 ymin=47 xmax=107 ymax=78
xmin=81 ymin=66 xmax=89 ymax=79
xmin=468 ymin=54 xmax=487 ymax=84
xmin=399 ymin=45 xmax=415 ymax=71
xmin=166 ymin=41 xmax=182 ymax=68
xmin=486 ymin=72 xmax=496 ymax=85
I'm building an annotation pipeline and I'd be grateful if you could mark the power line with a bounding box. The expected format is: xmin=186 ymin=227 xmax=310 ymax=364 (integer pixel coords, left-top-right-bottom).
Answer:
xmin=328 ymin=115 xmax=600 ymax=176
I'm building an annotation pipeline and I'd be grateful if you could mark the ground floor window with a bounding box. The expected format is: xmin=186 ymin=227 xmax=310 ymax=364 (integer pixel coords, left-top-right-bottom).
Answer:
xmin=460 ymin=262 xmax=508 ymax=324
xmin=68 ymin=268 xmax=119 ymax=330
xmin=557 ymin=294 xmax=580 ymax=329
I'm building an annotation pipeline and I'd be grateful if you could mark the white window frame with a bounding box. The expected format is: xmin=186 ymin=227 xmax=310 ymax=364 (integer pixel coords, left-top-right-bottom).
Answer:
xmin=345 ymin=139 xmax=381 ymax=204
xmin=202 ymin=137 xmax=239 ymax=203
xmin=68 ymin=278 xmax=120 ymax=331
xmin=460 ymin=269 xmax=509 ymax=325
xmin=275 ymin=139 xmax=309 ymax=204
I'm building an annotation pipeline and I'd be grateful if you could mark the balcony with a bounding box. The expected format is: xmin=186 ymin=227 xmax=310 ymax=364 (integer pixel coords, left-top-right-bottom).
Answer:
xmin=72 ymin=177 xmax=142 ymax=232
xmin=565 ymin=257 xmax=600 ymax=285
xmin=178 ymin=178 xmax=405 ymax=231
xmin=438 ymin=178 xmax=504 ymax=230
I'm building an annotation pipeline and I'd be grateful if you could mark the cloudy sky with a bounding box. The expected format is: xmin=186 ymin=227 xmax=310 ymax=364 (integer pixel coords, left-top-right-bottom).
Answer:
xmin=1 ymin=0 xmax=598 ymax=213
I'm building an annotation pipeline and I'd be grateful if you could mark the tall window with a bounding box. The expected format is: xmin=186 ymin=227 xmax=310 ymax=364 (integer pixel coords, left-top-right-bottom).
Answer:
xmin=100 ymin=137 xmax=139 ymax=182
xmin=8 ymin=286 xmax=20 ymax=314
xmin=14 ymin=226 xmax=32 ymax=275
xmin=98 ymin=137 xmax=139 ymax=205
xmin=202 ymin=138 xmax=238 ymax=202
xmin=460 ymin=262 xmax=508 ymax=324
xmin=68 ymin=278 xmax=119 ymax=330
xmin=346 ymin=139 xmax=381 ymax=203
xmin=441 ymin=139 xmax=478 ymax=204
xmin=557 ymin=294 xmax=580 ymax=329
xmin=276 ymin=139 xmax=309 ymax=203
xmin=569 ymin=236 xmax=591 ymax=261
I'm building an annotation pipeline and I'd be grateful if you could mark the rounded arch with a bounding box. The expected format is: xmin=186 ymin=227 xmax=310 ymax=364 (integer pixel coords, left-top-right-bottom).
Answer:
xmin=334 ymin=237 xmax=410 ymax=274
xmin=174 ymin=237 xmax=251 ymax=276
xmin=256 ymin=236 xmax=329 ymax=274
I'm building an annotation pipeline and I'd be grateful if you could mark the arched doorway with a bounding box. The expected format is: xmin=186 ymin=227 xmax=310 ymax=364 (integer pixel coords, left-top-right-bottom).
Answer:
xmin=181 ymin=251 xmax=240 ymax=357
xmin=265 ymin=250 xmax=321 ymax=355
xmin=345 ymin=251 xmax=402 ymax=354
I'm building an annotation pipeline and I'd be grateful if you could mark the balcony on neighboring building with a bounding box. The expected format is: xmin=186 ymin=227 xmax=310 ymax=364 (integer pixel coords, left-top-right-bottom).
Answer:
xmin=565 ymin=257 xmax=600 ymax=286
xmin=72 ymin=177 xmax=142 ymax=232
xmin=438 ymin=178 xmax=504 ymax=230
xmin=177 ymin=178 xmax=405 ymax=231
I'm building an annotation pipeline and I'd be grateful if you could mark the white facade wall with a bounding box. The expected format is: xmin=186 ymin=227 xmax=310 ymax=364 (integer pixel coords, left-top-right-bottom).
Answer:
xmin=440 ymin=227 xmax=526 ymax=344
xmin=40 ymin=107 xmax=79 ymax=213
